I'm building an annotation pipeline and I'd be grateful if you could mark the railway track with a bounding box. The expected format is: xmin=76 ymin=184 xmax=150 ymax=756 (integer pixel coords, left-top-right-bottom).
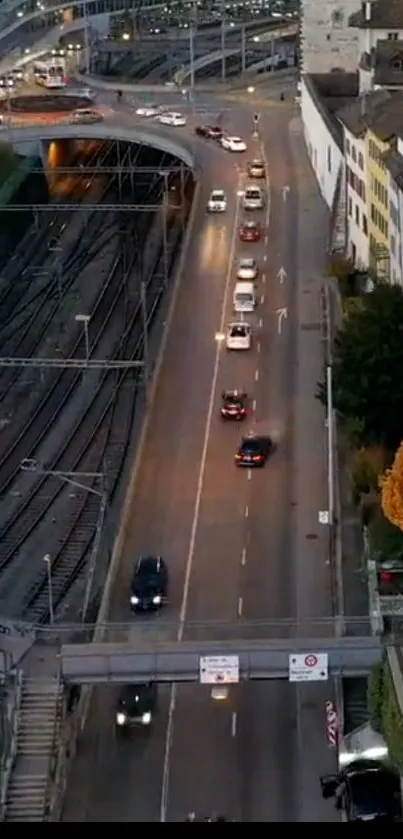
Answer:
xmin=0 ymin=169 xmax=166 ymax=488
xmin=21 ymin=196 xmax=189 ymax=623
xmin=0 ymin=157 xmax=193 ymax=623
xmin=0 ymin=141 xmax=115 ymax=323
xmin=0 ymin=176 xmax=192 ymax=622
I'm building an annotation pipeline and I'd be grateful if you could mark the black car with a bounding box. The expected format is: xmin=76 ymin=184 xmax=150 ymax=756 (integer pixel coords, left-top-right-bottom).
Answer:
xmin=235 ymin=434 xmax=273 ymax=467
xmin=115 ymin=683 xmax=157 ymax=730
xmin=221 ymin=390 xmax=248 ymax=420
xmin=195 ymin=124 xmax=223 ymax=139
xmin=130 ymin=555 xmax=168 ymax=611
xmin=320 ymin=759 xmax=402 ymax=822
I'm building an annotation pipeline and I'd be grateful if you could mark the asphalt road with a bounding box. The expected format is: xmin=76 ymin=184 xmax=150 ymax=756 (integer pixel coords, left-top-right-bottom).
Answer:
xmin=62 ymin=100 xmax=339 ymax=823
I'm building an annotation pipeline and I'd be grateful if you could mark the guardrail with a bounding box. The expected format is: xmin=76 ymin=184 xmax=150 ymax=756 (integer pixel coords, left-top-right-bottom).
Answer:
xmin=0 ymin=670 xmax=22 ymax=822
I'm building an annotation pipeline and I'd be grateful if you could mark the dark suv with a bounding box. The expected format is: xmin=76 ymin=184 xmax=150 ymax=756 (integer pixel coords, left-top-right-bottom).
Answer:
xmin=320 ymin=759 xmax=402 ymax=821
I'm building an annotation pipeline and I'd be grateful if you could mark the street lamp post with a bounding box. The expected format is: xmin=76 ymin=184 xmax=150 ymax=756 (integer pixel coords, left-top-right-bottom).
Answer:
xmin=75 ymin=313 xmax=90 ymax=362
xmin=221 ymin=0 xmax=226 ymax=84
xmin=326 ymin=364 xmax=335 ymax=527
xmin=43 ymin=554 xmax=54 ymax=624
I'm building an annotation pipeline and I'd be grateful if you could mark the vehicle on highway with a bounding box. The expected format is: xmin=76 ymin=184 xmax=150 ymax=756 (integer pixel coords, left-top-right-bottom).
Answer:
xmin=9 ymin=69 xmax=23 ymax=82
xmin=320 ymin=759 xmax=402 ymax=822
xmin=221 ymin=390 xmax=248 ymax=420
xmin=130 ymin=554 xmax=168 ymax=611
xmin=239 ymin=220 xmax=262 ymax=243
xmin=195 ymin=124 xmax=223 ymax=139
xmin=71 ymin=108 xmax=104 ymax=124
xmin=207 ymin=189 xmax=227 ymax=212
xmin=248 ymin=159 xmax=266 ymax=178
xmin=0 ymin=75 xmax=14 ymax=89
xmin=236 ymin=257 xmax=258 ymax=280
xmin=235 ymin=434 xmax=273 ymax=467
xmin=220 ymin=134 xmax=247 ymax=152
xmin=33 ymin=59 xmax=66 ymax=89
xmin=135 ymin=104 xmax=161 ymax=117
xmin=226 ymin=322 xmax=252 ymax=351
xmin=158 ymin=111 xmax=186 ymax=126
xmin=233 ymin=280 xmax=256 ymax=314
xmin=115 ymin=683 xmax=157 ymax=731
xmin=242 ymin=185 xmax=265 ymax=211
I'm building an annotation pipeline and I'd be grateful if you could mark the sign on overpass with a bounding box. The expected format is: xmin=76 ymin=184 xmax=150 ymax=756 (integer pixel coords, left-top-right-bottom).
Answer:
xmin=60 ymin=636 xmax=383 ymax=684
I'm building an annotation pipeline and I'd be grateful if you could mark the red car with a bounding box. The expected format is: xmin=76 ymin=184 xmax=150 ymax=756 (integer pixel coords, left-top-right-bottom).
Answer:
xmin=239 ymin=220 xmax=261 ymax=243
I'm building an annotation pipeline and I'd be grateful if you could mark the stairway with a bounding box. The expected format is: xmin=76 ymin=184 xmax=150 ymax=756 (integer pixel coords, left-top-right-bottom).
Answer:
xmin=4 ymin=677 xmax=61 ymax=822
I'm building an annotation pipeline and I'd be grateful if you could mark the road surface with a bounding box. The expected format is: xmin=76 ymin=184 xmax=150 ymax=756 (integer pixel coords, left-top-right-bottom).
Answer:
xmin=62 ymin=99 xmax=339 ymax=823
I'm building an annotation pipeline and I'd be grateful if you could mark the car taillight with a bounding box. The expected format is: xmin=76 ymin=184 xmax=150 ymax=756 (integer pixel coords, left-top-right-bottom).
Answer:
xmin=253 ymin=455 xmax=262 ymax=462
xmin=380 ymin=570 xmax=393 ymax=583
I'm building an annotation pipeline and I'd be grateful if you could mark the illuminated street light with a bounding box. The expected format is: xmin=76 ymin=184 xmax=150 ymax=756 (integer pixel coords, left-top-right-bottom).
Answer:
xmin=75 ymin=313 xmax=90 ymax=362
xmin=247 ymin=85 xmax=255 ymax=94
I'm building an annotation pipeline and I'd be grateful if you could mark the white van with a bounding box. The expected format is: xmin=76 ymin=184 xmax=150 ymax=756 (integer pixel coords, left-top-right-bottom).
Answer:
xmin=233 ymin=281 xmax=256 ymax=314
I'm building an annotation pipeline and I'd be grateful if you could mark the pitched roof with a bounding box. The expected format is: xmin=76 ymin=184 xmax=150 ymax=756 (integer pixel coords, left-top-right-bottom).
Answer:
xmin=365 ymin=91 xmax=403 ymax=139
xmin=337 ymin=89 xmax=391 ymax=136
xmin=304 ymin=73 xmax=358 ymax=149
xmin=383 ymin=146 xmax=403 ymax=188
xmin=372 ymin=39 xmax=403 ymax=85
xmin=350 ymin=0 xmax=403 ymax=29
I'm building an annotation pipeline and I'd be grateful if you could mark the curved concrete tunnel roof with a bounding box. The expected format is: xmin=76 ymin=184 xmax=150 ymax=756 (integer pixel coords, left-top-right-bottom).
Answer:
xmin=9 ymin=122 xmax=198 ymax=170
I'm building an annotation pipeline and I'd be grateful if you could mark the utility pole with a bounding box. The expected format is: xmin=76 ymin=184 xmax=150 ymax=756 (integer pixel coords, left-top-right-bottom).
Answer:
xmin=140 ymin=280 xmax=149 ymax=399
xmin=44 ymin=554 xmax=54 ymax=624
xmin=221 ymin=0 xmax=226 ymax=84
xmin=189 ymin=22 xmax=195 ymax=96
xmin=83 ymin=0 xmax=90 ymax=74
xmin=241 ymin=25 xmax=246 ymax=75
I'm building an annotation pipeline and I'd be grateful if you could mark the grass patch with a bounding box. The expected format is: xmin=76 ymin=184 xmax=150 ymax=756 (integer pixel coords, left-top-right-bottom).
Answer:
xmin=369 ymin=660 xmax=403 ymax=768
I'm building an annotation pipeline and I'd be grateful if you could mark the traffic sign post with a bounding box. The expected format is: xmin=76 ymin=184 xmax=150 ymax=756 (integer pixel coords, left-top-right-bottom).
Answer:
xmin=288 ymin=652 xmax=329 ymax=682
xmin=199 ymin=655 xmax=239 ymax=685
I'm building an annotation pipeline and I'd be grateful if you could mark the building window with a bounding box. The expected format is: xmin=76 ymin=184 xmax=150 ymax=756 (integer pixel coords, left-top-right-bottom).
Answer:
xmin=388 ymin=32 xmax=399 ymax=40
xmin=355 ymin=204 xmax=360 ymax=225
xmin=363 ymin=214 xmax=368 ymax=235
xmin=351 ymin=145 xmax=357 ymax=163
xmin=358 ymin=151 xmax=364 ymax=170
xmin=327 ymin=145 xmax=332 ymax=173
xmin=348 ymin=196 xmax=352 ymax=216
xmin=392 ymin=59 xmax=403 ymax=70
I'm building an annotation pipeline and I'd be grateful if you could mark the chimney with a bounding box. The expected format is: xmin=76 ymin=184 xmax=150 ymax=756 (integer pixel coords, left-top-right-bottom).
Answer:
xmin=365 ymin=1 xmax=372 ymax=22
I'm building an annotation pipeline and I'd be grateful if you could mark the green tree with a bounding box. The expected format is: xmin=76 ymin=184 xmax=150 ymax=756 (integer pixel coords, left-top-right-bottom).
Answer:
xmin=319 ymin=285 xmax=403 ymax=450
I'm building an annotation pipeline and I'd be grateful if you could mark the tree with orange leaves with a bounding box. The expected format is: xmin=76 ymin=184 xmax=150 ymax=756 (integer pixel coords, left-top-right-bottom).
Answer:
xmin=381 ymin=442 xmax=403 ymax=531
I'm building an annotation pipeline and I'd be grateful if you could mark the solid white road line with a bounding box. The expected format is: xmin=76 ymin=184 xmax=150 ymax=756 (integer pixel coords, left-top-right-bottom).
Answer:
xmin=244 ymin=505 xmax=249 ymax=518
xmin=231 ymin=711 xmax=237 ymax=737
xmin=160 ymin=182 xmax=243 ymax=824
xmin=241 ymin=547 xmax=247 ymax=566
xmin=237 ymin=596 xmax=243 ymax=617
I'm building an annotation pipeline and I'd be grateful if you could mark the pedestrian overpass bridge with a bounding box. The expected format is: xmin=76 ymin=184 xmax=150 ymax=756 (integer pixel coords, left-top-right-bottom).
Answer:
xmin=60 ymin=635 xmax=383 ymax=684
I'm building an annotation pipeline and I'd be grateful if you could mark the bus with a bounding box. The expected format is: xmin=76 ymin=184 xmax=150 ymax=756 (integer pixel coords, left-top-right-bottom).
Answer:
xmin=33 ymin=60 xmax=67 ymax=89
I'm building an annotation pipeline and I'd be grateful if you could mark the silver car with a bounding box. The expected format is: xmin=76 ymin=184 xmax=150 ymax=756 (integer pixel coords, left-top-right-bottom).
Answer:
xmin=237 ymin=257 xmax=258 ymax=280
xmin=242 ymin=185 xmax=264 ymax=210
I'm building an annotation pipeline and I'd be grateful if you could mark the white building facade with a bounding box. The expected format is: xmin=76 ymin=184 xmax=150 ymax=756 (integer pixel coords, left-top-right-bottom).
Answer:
xmin=300 ymin=0 xmax=361 ymax=73
xmin=301 ymin=78 xmax=344 ymax=210
xmin=386 ymin=136 xmax=403 ymax=286
xmin=341 ymin=126 xmax=369 ymax=267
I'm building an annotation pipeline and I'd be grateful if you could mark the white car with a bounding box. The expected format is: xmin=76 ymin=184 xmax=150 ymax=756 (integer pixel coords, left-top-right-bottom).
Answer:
xmin=221 ymin=135 xmax=247 ymax=152
xmin=242 ymin=185 xmax=265 ymax=211
xmin=207 ymin=189 xmax=227 ymax=212
xmin=237 ymin=257 xmax=258 ymax=281
xmin=158 ymin=112 xmax=186 ymax=127
xmin=71 ymin=108 xmax=104 ymax=124
xmin=135 ymin=105 xmax=160 ymax=117
xmin=226 ymin=322 xmax=252 ymax=350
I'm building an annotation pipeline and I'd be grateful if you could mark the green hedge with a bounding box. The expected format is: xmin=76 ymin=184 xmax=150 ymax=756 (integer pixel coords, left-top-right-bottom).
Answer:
xmin=369 ymin=660 xmax=403 ymax=767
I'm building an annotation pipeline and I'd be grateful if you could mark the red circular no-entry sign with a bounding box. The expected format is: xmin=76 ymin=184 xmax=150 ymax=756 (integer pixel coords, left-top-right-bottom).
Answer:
xmin=304 ymin=654 xmax=318 ymax=668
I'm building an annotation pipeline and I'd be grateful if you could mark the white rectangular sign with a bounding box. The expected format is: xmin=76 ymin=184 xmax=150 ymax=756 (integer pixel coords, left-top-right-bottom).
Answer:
xmin=199 ymin=655 xmax=239 ymax=685
xmin=288 ymin=652 xmax=329 ymax=682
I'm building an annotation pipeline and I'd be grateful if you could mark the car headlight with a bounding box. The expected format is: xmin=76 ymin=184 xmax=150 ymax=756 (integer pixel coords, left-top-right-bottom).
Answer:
xmin=130 ymin=596 xmax=139 ymax=605
xmin=152 ymin=595 xmax=161 ymax=604
xmin=142 ymin=712 xmax=152 ymax=725
xmin=116 ymin=712 xmax=126 ymax=726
